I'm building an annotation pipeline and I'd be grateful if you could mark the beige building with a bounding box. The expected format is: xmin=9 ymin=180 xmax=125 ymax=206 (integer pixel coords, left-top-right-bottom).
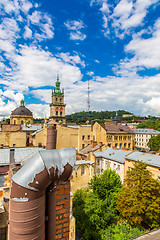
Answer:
xmin=10 ymin=99 xmax=33 ymax=125
xmin=50 ymin=75 xmax=66 ymax=124
xmin=56 ymin=124 xmax=92 ymax=151
xmin=0 ymin=124 xmax=26 ymax=148
xmin=125 ymin=152 xmax=160 ymax=181
xmin=93 ymin=122 xmax=135 ymax=150
xmin=71 ymin=160 xmax=94 ymax=193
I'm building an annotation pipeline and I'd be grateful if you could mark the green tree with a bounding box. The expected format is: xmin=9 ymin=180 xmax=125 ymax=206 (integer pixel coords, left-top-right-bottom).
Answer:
xmin=116 ymin=161 xmax=160 ymax=228
xmin=100 ymin=221 xmax=145 ymax=240
xmin=73 ymin=169 xmax=122 ymax=240
xmin=148 ymin=134 xmax=160 ymax=151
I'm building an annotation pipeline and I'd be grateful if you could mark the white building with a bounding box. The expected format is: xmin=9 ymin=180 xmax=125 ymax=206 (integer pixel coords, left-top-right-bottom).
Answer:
xmin=132 ymin=128 xmax=160 ymax=150
xmin=93 ymin=147 xmax=131 ymax=183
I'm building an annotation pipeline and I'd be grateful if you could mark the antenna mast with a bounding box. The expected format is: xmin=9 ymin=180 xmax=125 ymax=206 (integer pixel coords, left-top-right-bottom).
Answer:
xmin=87 ymin=79 xmax=90 ymax=112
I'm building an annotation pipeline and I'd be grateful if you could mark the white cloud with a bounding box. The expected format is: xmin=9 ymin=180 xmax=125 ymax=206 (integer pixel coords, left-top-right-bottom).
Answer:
xmin=90 ymin=0 xmax=159 ymax=38
xmin=56 ymin=52 xmax=85 ymax=67
xmin=65 ymin=20 xmax=86 ymax=41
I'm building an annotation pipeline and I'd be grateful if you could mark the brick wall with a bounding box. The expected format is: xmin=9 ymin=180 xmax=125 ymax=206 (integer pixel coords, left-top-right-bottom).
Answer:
xmin=1 ymin=124 xmax=21 ymax=132
xmin=56 ymin=180 xmax=70 ymax=240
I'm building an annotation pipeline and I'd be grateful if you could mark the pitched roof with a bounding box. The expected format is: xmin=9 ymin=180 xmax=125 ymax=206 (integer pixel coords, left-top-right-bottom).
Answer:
xmin=94 ymin=147 xmax=131 ymax=164
xmin=0 ymin=147 xmax=44 ymax=166
xmin=104 ymin=124 xmax=134 ymax=133
xmin=126 ymin=151 xmax=160 ymax=168
xmin=132 ymin=128 xmax=160 ymax=135
xmin=79 ymin=143 xmax=102 ymax=155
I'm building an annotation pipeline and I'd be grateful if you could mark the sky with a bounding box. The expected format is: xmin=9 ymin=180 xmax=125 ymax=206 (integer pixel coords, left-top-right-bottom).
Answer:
xmin=1 ymin=0 xmax=160 ymax=119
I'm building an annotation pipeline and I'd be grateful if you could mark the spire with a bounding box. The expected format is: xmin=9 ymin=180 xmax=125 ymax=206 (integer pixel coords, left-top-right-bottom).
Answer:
xmin=20 ymin=99 xmax=25 ymax=107
xmin=55 ymin=73 xmax=60 ymax=93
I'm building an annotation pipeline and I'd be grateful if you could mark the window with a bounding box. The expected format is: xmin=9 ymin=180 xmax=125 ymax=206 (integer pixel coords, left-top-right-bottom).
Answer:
xmin=88 ymin=135 xmax=90 ymax=140
xmin=14 ymin=120 xmax=16 ymax=124
xmin=120 ymin=143 xmax=122 ymax=149
xmin=82 ymin=144 xmax=85 ymax=149
xmin=60 ymin=111 xmax=62 ymax=116
xmin=56 ymin=98 xmax=58 ymax=101
xmin=117 ymin=165 xmax=120 ymax=171
xmin=21 ymin=120 xmax=23 ymax=125
xmin=128 ymin=143 xmax=131 ymax=149
xmin=97 ymin=159 xmax=100 ymax=165
xmin=124 ymin=143 xmax=126 ymax=148
xmin=60 ymin=98 xmax=62 ymax=102
xmin=114 ymin=163 xmax=116 ymax=169
xmin=82 ymin=135 xmax=85 ymax=140
xmin=81 ymin=166 xmax=85 ymax=176
xmin=13 ymin=144 xmax=16 ymax=147
xmin=114 ymin=136 xmax=118 ymax=141
xmin=56 ymin=111 xmax=58 ymax=116
xmin=115 ymin=143 xmax=118 ymax=147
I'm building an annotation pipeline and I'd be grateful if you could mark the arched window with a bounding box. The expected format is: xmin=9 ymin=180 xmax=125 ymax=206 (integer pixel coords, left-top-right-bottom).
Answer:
xmin=60 ymin=108 xmax=63 ymax=116
xmin=81 ymin=166 xmax=85 ymax=176
xmin=21 ymin=120 xmax=23 ymax=125
xmin=56 ymin=107 xmax=59 ymax=116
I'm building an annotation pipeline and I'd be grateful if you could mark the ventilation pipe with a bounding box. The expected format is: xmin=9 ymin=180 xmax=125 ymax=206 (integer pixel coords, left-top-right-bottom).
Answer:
xmin=9 ymin=147 xmax=76 ymax=240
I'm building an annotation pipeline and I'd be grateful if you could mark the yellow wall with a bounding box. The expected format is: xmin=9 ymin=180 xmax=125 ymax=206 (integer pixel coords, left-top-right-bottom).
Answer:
xmin=93 ymin=122 xmax=135 ymax=150
xmin=78 ymin=126 xmax=92 ymax=151
xmin=56 ymin=125 xmax=78 ymax=150
xmin=125 ymin=158 xmax=160 ymax=181
xmin=0 ymin=132 xmax=26 ymax=148
xmin=10 ymin=115 xmax=33 ymax=125
xmin=32 ymin=127 xmax=47 ymax=147
xmin=71 ymin=163 xmax=94 ymax=193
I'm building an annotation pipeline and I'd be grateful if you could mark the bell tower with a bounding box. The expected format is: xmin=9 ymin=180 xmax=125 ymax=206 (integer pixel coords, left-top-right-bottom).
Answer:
xmin=49 ymin=74 xmax=66 ymax=123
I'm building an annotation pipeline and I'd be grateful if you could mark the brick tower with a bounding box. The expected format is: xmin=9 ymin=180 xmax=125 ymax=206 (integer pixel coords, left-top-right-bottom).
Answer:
xmin=50 ymin=75 xmax=66 ymax=123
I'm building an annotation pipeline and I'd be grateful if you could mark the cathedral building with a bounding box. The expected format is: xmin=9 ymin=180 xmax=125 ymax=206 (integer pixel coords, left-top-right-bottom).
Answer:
xmin=49 ymin=75 xmax=66 ymax=124
xmin=10 ymin=99 xmax=33 ymax=125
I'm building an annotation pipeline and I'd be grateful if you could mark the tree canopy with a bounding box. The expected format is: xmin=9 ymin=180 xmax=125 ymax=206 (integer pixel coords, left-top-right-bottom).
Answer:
xmin=148 ymin=134 xmax=160 ymax=151
xmin=73 ymin=169 xmax=122 ymax=240
xmin=116 ymin=161 xmax=160 ymax=228
xmin=137 ymin=119 xmax=160 ymax=131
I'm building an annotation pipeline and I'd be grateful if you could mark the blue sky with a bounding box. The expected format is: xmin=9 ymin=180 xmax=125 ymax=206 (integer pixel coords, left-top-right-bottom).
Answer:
xmin=1 ymin=0 xmax=160 ymax=118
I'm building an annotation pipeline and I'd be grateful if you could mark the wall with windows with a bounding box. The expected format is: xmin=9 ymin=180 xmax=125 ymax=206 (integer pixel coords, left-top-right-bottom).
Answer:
xmin=95 ymin=157 xmax=124 ymax=183
xmin=78 ymin=126 xmax=92 ymax=151
xmin=10 ymin=115 xmax=33 ymax=125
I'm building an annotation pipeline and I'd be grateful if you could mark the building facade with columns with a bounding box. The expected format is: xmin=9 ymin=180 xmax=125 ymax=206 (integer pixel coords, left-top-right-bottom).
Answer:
xmin=49 ymin=75 xmax=66 ymax=124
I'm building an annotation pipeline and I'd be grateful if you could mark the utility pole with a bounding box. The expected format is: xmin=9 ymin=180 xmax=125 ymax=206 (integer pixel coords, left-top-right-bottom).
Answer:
xmin=87 ymin=79 xmax=90 ymax=112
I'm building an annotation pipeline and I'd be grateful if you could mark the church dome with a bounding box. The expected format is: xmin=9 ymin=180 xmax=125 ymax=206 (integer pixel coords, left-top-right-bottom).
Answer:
xmin=11 ymin=100 xmax=33 ymax=116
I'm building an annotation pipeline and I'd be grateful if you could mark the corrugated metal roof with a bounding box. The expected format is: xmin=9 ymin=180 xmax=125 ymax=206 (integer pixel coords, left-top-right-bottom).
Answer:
xmin=132 ymin=128 xmax=160 ymax=135
xmin=126 ymin=152 xmax=160 ymax=168
xmin=94 ymin=147 xmax=131 ymax=164
xmin=0 ymin=147 xmax=43 ymax=165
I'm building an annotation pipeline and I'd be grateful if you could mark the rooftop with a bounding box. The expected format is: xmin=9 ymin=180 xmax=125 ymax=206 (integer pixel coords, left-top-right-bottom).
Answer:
xmin=104 ymin=124 xmax=134 ymax=133
xmin=94 ymin=147 xmax=131 ymax=164
xmin=0 ymin=147 xmax=43 ymax=166
xmin=132 ymin=128 xmax=160 ymax=135
xmin=126 ymin=151 xmax=160 ymax=168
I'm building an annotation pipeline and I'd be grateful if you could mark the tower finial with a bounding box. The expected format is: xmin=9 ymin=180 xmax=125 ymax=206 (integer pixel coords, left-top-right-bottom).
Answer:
xmin=20 ymin=99 xmax=25 ymax=107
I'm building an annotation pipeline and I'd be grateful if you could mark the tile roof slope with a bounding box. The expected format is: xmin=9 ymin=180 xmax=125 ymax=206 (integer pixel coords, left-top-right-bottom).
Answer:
xmin=126 ymin=151 xmax=160 ymax=168
xmin=94 ymin=147 xmax=131 ymax=164
xmin=104 ymin=124 xmax=134 ymax=133
xmin=79 ymin=144 xmax=101 ymax=155
xmin=0 ymin=147 xmax=43 ymax=165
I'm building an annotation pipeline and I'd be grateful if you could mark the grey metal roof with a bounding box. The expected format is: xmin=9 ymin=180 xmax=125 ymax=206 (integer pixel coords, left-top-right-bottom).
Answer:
xmin=75 ymin=160 xmax=94 ymax=165
xmin=132 ymin=128 xmax=160 ymax=135
xmin=67 ymin=126 xmax=79 ymax=129
xmin=22 ymin=125 xmax=42 ymax=132
xmin=94 ymin=147 xmax=131 ymax=164
xmin=0 ymin=147 xmax=43 ymax=166
xmin=31 ymin=128 xmax=43 ymax=136
xmin=126 ymin=152 xmax=160 ymax=168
